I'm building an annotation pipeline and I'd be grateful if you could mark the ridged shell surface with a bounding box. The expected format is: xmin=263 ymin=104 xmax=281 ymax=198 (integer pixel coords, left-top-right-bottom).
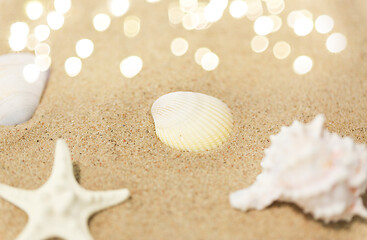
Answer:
xmin=230 ymin=115 xmax=367 ymax=223
xmin=151 ymin=91 xmax=233 ymax=152
xmin=0 ymin=53 xmax=50 ymax=126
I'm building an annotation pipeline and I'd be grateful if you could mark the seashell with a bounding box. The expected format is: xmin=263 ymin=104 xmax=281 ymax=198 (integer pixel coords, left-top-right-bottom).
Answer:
xmin=0 ymin=53 xmax=50 ymax=126
xmin=151 ymin=91 xmax=233 ymax=152
xmin=230 ymin=115 xmax=367 ymax=223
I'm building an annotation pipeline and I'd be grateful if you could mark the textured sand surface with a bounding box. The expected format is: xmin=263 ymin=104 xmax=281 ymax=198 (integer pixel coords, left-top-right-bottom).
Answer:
xmin=1 ymin=0 xmax=367 ymax=239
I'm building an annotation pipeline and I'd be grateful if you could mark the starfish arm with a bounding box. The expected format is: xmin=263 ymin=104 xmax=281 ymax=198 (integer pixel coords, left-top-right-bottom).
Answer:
xmin=85 ymin=188 xmax=130 ymax=214
xmin=0 ymin=183 xmax=33 ymax=211
xmin=16 ymin=214 xmax=94 ymax=240
xmin=46 ymin=139 xmax=78 ymax=185
xmin=67 ymin=231 xmax=94 ymax=240
xmin=62 ymin=222 xmax=94 ymax=240
xmin=15 ymin=220 xmax=39 ymax=240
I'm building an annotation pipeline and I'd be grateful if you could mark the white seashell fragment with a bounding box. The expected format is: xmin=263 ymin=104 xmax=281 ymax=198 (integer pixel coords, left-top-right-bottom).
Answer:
xmin=230 ymin=115 xmax=367 ymax=223
xmin=0 ymin=53 xmax=50 ymax=126
xmin=151 ymin=91 xmax=233 ymax=152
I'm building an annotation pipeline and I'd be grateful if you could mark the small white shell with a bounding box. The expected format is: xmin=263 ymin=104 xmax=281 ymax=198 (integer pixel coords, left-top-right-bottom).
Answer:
xmin=151 ymin=91 xmax=233 ymax=152
xmin=230 ymin=115 xmax=367 ymax=223
xmin=0 ymin=53 xmax=50 ymax=126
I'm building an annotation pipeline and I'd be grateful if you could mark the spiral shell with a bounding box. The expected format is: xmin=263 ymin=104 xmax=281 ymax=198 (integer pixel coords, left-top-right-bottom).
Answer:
xmin=230 ymin=115 xmax=367 ymax=223
xmin=151 ymin=91 xmax=233 ymax=152
xmin=0 ymin=53 xmax=50 ymax=126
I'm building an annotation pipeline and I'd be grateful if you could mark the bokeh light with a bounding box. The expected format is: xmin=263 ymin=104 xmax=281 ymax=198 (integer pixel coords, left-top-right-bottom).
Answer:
xmin=27 ymin=34 xmax=39 ymax=50
xmin=269 ymin=15 xmax=282 ymax=32
xmin=201 ymin=51 xmax=219 ymax=71
xmin=182 ymin=13 xmax=199 ymax=30
xmin=168 ymin=3 xmax=184 ymax=25
xmin=293 ymin=17 xmax=313 ymax=36
xmin=120 ymin=56 xmax=143 ymax=78
xmin=229 ymin=0 xmax=248 ymax=19
xmin=204 ymin=4 xmax=223 ymax=23
xmin=9 ymin=35 xmax=27 ymax=51
xmin=293 ymin=56 xmax=313 ymax=75
xmin=246 ymin=0 xmax=263 ymax=21
xmin=35 ymin=43 xmax=51 ymax=56
xmin=93 ymin=13 xmax=111 ymax=32
xmin=124 ymin=16 xmax=141 ymax=38
xmin=251 ymin=35 xmax=269 ymax=53
xmin=265 ymin=0 xmax=285 ymax=15
xmin=210 ymin=0 xmax=228 ymax=10
xmin=194 ymin=5 xmax=210 ymax=30
xmin=23 ymin=64 xmax=40 ymax=83
xmin=54 ymin=0 xmax=71 ymax=14
xmin=287 ymin=10 xmax=305 ymax=28
xmin=315 ymin=15 xmax=334 ymax=34
xmin=18 ymin=0 xmax=345 ymax=80
xmin=254 ymin=16 xmax=274 ymax=36
xmin=65 ymin=57 xmax=82 ymax=77
xmin=108 ymin=0 xmax=130 ymax=17
xmin=34 ymin=24 xmax=50 ymax=42
xmin=195 ymin=47 xmax=211 ymax=65
xmin=326 ymin=33 xmax=347 ymax=53
xmin=171 ymin=37 xmax=189 ymax=56
xmin=9 ymin=22 xmax=29 ymax=51
xmin=300 ymin=9 xmax=313 ymax=20
xmin=26 ymin=1 xmax=44 ymax=20
xmin=180 ymin=0 xmax=198 ymax=12
xmin=11 ymin=22 xmax=30 ymax=36
xmin=35 ymin=55 xmax=52 ymax=71
xmin=204 ymin=0 xmax=228 ymax=23
xmin=76 ymin=39 xmax=94 ymax=59
xmin=273 ymin=41 xmax=291 ymax=59
xmin=47 ymin=11 xmax=65 ymax=30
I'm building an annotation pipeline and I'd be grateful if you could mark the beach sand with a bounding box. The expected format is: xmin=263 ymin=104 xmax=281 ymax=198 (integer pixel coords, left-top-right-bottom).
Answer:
xmin=1 ymin=0 xmax=367 ymax=239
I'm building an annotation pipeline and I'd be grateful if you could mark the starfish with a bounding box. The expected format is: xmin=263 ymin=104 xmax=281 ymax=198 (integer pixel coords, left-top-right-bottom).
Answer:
xmin=0 ymin=139 xmax=130 ymax=240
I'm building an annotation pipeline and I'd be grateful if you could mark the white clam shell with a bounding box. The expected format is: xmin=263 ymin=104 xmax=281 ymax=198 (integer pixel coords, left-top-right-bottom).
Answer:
xmin=151 ymin=91 xmax=233 ymax=152
xmin=0 ymin=53 xmax=50 ymax=126
xmin=230 ymin=115 xmax=367 ymax=223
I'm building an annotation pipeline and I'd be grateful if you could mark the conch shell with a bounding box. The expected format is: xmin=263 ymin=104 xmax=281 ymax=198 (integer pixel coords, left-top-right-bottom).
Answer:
xmin=0 ymin=53 xmax=50 ymax=126
xmin=151 ymin=91 xmax=233 ymax=152
xmin=230 ymin=115 xmax=367 ymax=222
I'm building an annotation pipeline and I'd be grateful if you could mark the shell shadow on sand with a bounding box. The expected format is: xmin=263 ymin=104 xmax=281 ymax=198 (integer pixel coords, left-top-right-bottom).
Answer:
xmin=269 ymin=192 xmax=367 ymax=230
